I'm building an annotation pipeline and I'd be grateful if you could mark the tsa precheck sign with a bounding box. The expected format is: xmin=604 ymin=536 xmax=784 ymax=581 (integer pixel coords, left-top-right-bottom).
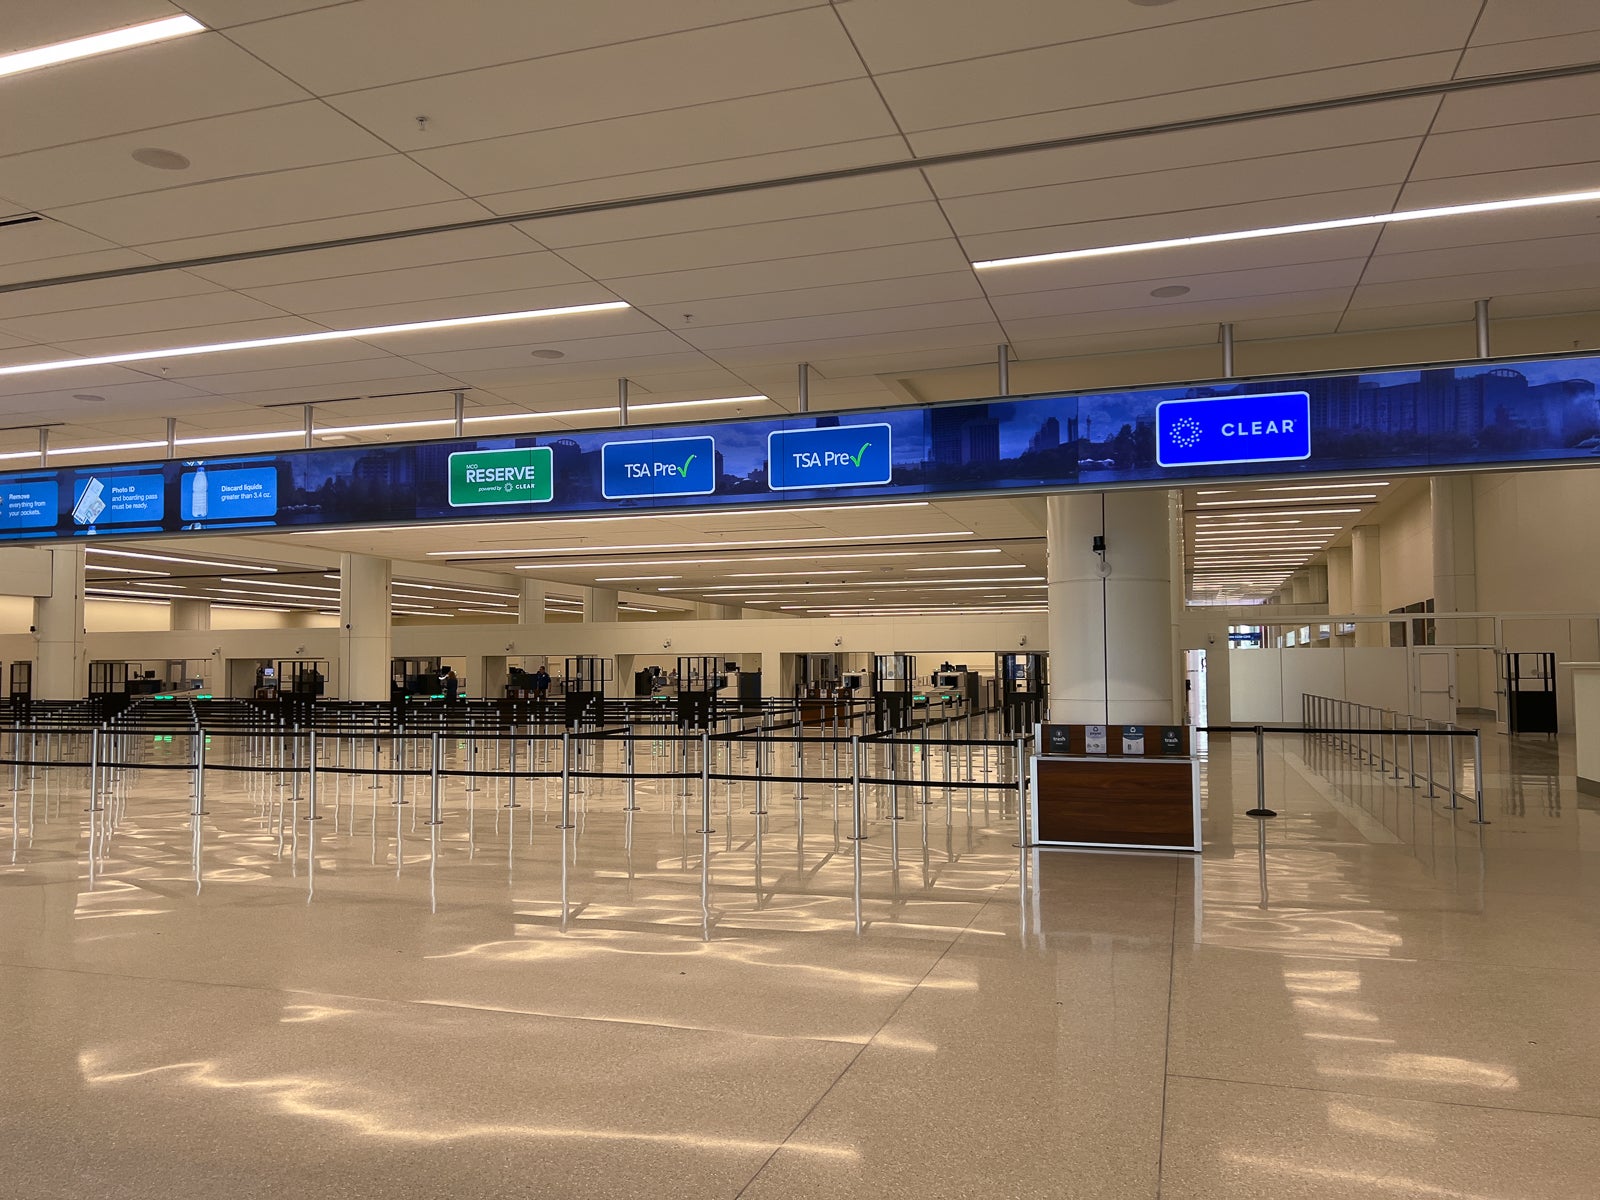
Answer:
xmin=601 ymin=435 xmax=716 ymax=500
xmin=767 ymin=423 xmax=893 ymax=491
xmin=1155 ymin=392 xmax=1312 ymax=468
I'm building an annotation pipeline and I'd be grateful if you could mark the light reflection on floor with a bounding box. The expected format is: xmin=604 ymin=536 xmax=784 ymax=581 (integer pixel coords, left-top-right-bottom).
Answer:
xmin=1 ymin=724 xmax=1597 ymax=1197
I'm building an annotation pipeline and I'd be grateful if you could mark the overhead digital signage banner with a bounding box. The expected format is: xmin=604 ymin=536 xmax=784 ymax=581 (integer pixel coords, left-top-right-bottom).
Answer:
xmin=1 ymin=351 xmax=1598 ymax=542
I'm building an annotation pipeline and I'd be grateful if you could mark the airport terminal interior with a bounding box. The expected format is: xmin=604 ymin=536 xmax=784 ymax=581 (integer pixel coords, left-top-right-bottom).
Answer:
xmin=3 ymin=2 xmax=1600 ymax=1197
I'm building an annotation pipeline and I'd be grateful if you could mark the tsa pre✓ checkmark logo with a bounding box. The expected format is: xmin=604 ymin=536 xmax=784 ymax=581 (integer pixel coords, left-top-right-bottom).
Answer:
xmin=601 ymin=436 xmax=718 ymax=500
xmin=767 ymin=423 xmax=894 ymax=491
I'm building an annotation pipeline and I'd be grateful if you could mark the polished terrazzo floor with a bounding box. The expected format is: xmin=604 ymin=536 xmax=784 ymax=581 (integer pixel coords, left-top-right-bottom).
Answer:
xmin=0 ymin=725 xmax=1594 ymax=1198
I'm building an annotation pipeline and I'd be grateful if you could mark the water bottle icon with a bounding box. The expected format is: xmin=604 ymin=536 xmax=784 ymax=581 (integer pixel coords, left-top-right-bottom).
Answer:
xmin=192 ymin=463 xmax=208 ymax=519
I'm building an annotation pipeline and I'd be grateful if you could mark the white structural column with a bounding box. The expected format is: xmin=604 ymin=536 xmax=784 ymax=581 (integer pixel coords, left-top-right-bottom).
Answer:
xmin=585 ymin=587 xmax=618 ymax=622
xmin=339 ymin=553 xmax=392 ymax=701
xmin=1326 ymin=546 xmax=1353 ymax=614
xmin=169 ymin=598 xmax=211 ymax=631
xmin=1351 ymin=524 xmax=1384 ymax=647
xmin=1046 ymin=490 xmax=1176 ymax=725
xmin=518 ymin=579 xmax=547 ymax=624
xmin=34 ymin=546 xmax=85 ymax=701
xmin=1431 ymin=475 xmax=1481 ymax=706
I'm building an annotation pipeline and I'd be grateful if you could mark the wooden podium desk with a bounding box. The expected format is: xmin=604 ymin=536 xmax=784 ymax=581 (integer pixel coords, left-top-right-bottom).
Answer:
xmin=1030 ymin=724 xmax=1200 ymax=852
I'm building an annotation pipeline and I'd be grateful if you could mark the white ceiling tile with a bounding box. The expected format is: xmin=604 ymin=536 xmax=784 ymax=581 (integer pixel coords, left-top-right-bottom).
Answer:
xmin=1352 ymin=262 xmax=1600 ymax=309
xmin=0 ymin=267 xmax=221 ymax=321
xmin=0 ymin=1 xmax=185 ymax=51
xmin=1362 ymin=232 xmax=1600 ymax=286
xmin=875 ymin=0 xmax=1476 ymax=135
xmin=415 ymin=80 xmax=899 ymax=202
xmin=48 ymin=315 xmax=322 ymax=360
xmin=606 ymin=240 xmax=976 ymax=307
xmin=524 ymin=173 xmax=932 ymax=250
xmin=636 ymin=272 xmax=983 ymax=330
xmin=0 ymin=289 xmax=286 ymax=344
xmin=1470 ymin=0 xmax=1600 ymax=45
xmin=678 ymin=298 xmax=999 ymax=351
xmin=403 ymin=328 xmax=688 ymax=374
xmin=961 ymin=184 xmax=1402 ymax=266
xmin=1411 ymin=114 xmax=1600 ymax=182
xmin=185 ymin=226 xmax=540 ymax=290
xmin=837 ymin=0 xmax=1292 ymax=73
xmin=325 ymin=9 xmax=864 ymax=150
xmin=1395 ymin=161 xmax=1600 ymax=209
xmin=0 ymin=102 xmax=395 ymax=211
xmin=238 ymin=253 xmax=592 ymax=315
xmin=1431 ymin=74 xmax=1600 ymax=134
xmin=0 ymin=32 xmax=310 ymax=157
xmin=230 ymin=0 xmax=820 ymax=94
xmin=558 ymin=203 xmax=955 ymax=278
xmin=990 ymin=259 xmax=1366 ymax=322
xmin=975 ymin=227 xmax=1384 ymax=297
xmin=0 ymin=218 xmax=132 ymax=270
xmin=1456 ymin=27 xmax=1600 ymax=74
xmin=922 ymin=98 xmax=1438 ymax=199
xmin=697 ymin=319 xmax=1007 ymax=367
xmin=942 ymin=140 xmax=1420 ymax=238
xmin=1370 ymin=205 xmax=1600 ymax=255
xmin=1000 ymin=288 xmax=1352 ymax=341
xmin=53 ymin=156 xmax=466 ymax=246
xmin=170 ymin=352 xmax=440 ymax=393
xmin=90 ymin=199 xmax=486 ymax=265
xmin=178 ymin=0 xmax=357 ymax=26
xmin=293 ymin=283 xmax=631 ymax=339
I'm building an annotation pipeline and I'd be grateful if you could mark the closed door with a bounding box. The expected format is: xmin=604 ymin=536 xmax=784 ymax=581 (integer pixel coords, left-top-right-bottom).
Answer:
xmin=1411 ymin=648 xmax=1456 ymax=723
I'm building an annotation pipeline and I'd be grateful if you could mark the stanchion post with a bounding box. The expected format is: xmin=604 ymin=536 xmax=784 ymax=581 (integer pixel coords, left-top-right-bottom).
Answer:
xmin=697 ymin=729 xmax=713 ymax=834
xmin=1471 ymin=732 xmax=1488 ymax=825
xmin=1246 ymin=725 xmax=1277 ymax=818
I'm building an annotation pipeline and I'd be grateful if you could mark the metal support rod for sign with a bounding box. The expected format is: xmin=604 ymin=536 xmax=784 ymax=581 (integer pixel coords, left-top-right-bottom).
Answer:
xmin=303 ymin=404 xmax=314 ymax=449
xmin=37 ymin=426 xmax=48 ymax=465
xmin=997 ymin=344 xmax=1010 ymax=396
xmin=1220 ymin=322 xmax=1236 ymax=377
xmin=617 ymin=377 xmax=629 ymax=426
xmin=453 ymin=389 xmax=465 ymax=437
xmin=1475 ymin=298 xmax=1491 ymax=359
xmin=1246 ymin=725 xmax=1277 ymax=817
xmin=166 ymin=417 xmax=178 ymax=460
xmin=796 ymin=362 xmax=809 ymax=413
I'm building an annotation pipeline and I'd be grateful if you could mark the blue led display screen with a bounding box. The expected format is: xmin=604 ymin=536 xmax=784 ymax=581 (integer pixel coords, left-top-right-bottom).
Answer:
xmin=0 ymin=351 xmax=1597 ymax=541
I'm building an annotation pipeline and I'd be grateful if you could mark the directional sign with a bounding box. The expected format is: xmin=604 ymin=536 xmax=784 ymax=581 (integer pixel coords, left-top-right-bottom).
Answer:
xmin=602 ymin=435 xmax=716 ymax=500
xmin=448 ymin=447 xmax=554 ymax=507
xmin=0 ymin=479 xmax=57 ymax=532
xmin=1155 ymin=392 xmax=1311 ymax=468
xmin=73 ymin=472 xmax=164 ymax=526
xmin=767 ymin=423 xmax=893 ymax=491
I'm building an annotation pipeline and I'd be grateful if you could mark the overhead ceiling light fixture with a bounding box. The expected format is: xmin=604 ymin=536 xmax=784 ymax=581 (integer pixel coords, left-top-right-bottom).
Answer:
xmin=131 ymin=147 xmax=190 ymax=170
xmin=86 ymin=548 xmax=276 ymax=571
xmin=0 ymin=15 xmax=205 ymax=80
xmin=0 ymin=301 xmax=629 ymax=380
xmin=973 ymin=185 xmax=1600 ymax=270
xmin=448 ymin=532 xmax=976 ymax=559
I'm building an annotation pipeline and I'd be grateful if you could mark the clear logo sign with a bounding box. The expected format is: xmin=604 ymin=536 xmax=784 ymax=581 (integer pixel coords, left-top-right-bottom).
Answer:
xmin=1155 ymin=392 xmax=1311 ymax=468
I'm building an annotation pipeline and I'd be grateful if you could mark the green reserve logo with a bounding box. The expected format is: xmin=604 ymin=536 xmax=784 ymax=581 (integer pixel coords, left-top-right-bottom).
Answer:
xmin=448 ymin=447 xmax=554 ymax=507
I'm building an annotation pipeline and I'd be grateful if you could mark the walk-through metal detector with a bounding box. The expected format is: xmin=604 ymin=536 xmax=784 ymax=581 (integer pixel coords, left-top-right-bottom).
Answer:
xmin=9 ymin=661 xmax=31 ymax=708
xmin=996 ymin=651 xmax=1047 ymax=734
xmin=1503 ymin=651 xmax=1558 ymax=735
xmin=872 ymin=652 xmax=915 ymax=732
xmin=562 ymin=656 xmax=610 ymax=727
xmin=675 ymin=655 xmax=722 ymax=729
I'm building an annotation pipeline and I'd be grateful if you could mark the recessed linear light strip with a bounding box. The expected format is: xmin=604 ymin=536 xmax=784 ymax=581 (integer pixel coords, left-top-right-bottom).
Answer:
xmin=972 ymin=185 xmax=1600 ymax=269
xmin=86 ymin=548 xmax=276 ymax=571
xmin=457 ymin=532 xmax=979 ymax=561
xmin=1195 ymin=495 xmax=1376 ymax=507
xmin=0 ymin=301 xmax=629 ymax=380
xmin=509 ymin=549 xmax=999 ymax=570
xmin=0 ymin=16 xmax=205 ymax=80
xmin=292 ymin=502 xmax=930 ymax=537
